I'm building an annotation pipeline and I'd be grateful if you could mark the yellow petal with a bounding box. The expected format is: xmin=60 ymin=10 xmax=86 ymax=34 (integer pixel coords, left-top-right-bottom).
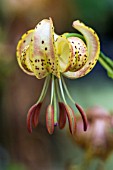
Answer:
xmin=30 ymin=18 xmax=60 ymax=79
xmin=67 ymin=37 xmax=87 ymax=71
xmin=55 ymin=35 xmax=71 ymax=73
xmin=63 ymin=20 xmax=100 ymax=79
xmin=21 ymin=45 xmax=34 ymax=74
xmin=16 ymin=30 xmax=34 ymax=75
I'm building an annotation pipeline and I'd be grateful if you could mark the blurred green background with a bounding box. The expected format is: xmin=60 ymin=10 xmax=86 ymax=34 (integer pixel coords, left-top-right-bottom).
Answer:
xmin=0 ymin=0 xmax=113 ymax=170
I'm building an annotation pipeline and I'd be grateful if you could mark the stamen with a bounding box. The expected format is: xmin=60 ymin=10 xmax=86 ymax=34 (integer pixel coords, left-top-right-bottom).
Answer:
xmin=75 ymin=103 xmax=88 ymax=131
xmin=50 ymin=74 xmax=54 ymax=105
xmin=58 ymin=102 xmax=67 ymax=129
xmin=53 ymin=82 xmax=58 ymax=125
xmin=27 ymin=103 xmax=42 ymax=133
xmin=37 ymin=75 xmax=50 ymax=103
xmin=58 ymin=78 xmax=67 ymax=104
xmin=55 ymin=79 xmax=62 ymax=102
xmin=62 ymin=103 xmax=76 ymax=134
xmin=46 ymin=104 xmax=54 ymax=134
xmin=61 ymin=76 xmax=75 ymax=104
xmin=61 ymin=76 xmax=88 ymax=131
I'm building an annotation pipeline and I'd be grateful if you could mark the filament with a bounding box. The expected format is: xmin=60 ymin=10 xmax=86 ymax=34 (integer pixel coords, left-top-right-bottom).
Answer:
xmin=37 ymin=75 xmax=50 ymax=103
xmin=61 ymin=76 xmax=75 ymax=104
xmin=58 ymin=78 xmax=67 ymax=104
xmin=50 ymin=74 xmax=54 ymax=105
xmin=55 ymin=79 xmax=62 ymax=102
xmin=53 ymin=83 xmax=58 ymax=125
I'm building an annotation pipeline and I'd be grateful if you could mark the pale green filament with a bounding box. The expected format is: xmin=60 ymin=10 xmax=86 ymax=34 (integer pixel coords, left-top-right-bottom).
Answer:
xmin=37 ymin=75 xmax=50 ymax=103
xmin=50 ymin=74 xmax=54 ymax=105
xmin=61 ymin=76 xmax=75 ymax=104
xmin=53 ymin=83 xmax=58 ymax=124
xmin=55 ymin=79 xmax=62 ymax=102
xmin=58 ymin=78 xmax=67 ymax=104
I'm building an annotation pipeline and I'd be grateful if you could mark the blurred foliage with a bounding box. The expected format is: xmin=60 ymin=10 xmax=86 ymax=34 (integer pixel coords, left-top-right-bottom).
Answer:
xmin=0 ymin=0 xmax=113 ymax=170
xmin=6 ymin=163 xmax=26 ymax=170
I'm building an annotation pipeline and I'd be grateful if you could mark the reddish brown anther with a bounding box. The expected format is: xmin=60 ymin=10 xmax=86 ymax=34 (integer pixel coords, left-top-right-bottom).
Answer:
xmin=32 ymin=103 xmax=42 ymax=127
xmin=46 ymin=104 xmax=54 ymax=135
xmin=59 ymin=103 xmax=76 ymax=134
xmin=64 ymin=104 xmax=76 ymax=134
xmin=75 ymin=103 xmax=88 ymax=131
xmin=58 ymin=102 xmax=67 ymax=129
xmin=27 ymin=102 xmax=42 ymax=133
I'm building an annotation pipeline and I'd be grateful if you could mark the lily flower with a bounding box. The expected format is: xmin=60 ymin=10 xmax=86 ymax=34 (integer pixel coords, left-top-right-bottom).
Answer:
xmin=16 ymin=17 xmax=101 ymax=134
xmin=74 ymin=106 xmax=113 ymax=160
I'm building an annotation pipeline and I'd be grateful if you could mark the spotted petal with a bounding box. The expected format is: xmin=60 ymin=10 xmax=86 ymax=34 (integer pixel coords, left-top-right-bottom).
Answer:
xmin=30 ymin=18 xmax=60 ymax=79
xmin=16 ymin=30 xmax=34 ymax=75
xmin=67 ymin=37 xmax=87 ymax=71
xmin=63 ymin=20 xmax=100 ymax=79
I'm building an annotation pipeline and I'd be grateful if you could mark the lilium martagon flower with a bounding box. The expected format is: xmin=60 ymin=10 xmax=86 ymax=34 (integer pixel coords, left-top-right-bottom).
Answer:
xmin=74 ymin=106 xmax=113 ymax=160
xmin=16 ymin=17 xmax=111 ymax=135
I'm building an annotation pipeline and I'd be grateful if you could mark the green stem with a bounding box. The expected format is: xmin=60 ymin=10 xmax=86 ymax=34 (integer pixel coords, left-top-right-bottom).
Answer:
xmin=37 ymin=75 xmax=50 ymax=103
xmin=58 ymin=78 xmax=67 ymax=104
xmin=61 ymin=76 xmax=75 ymax=104
xmin=99 ymin=52 xmax=113 ymax=73
xmin=65 ymin=33 xmax=85 ymax=42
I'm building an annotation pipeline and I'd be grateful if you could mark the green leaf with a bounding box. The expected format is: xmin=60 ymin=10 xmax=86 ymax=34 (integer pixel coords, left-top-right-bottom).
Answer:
xmin=99 ymin=52 xmax=113 ymax=79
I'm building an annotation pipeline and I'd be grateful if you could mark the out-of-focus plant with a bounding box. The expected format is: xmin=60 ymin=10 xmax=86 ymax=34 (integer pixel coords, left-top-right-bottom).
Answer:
xmin=16 ymin=17 xmax=113 ymax=135
xmin=0 ymin=27 xmax=15 ymax=100
xmin=69 ymin=106 xmax=113 ymax=170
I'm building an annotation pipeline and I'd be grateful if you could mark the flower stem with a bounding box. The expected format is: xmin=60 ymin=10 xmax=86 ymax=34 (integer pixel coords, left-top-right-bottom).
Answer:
xmin=99 ymin=52 xmax=113 ymax=78
xmin=65 ymin=33 xmax=85 ymax=42
xmin=37 ymin=75 xmax=50 ymax=103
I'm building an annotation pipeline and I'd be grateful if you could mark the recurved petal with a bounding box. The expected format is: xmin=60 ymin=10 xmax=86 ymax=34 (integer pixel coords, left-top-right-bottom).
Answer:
xmin=29 ymin=18 xmax=59 ymax=79
xmin=46 ymin=104 xmax=54 ymax=134
xmin=67 ymin=37 xmax=87 ymax=71
xmin=63 ymin=104 xmax=76 ymax=134
xmin=58 ymin=102 xmax=67 ymax=129
xmin=75 ymin=103 xmax=88 ymax=131
xmin=63 ymin=20 xmax=100 ymax=79
xmin=16 ymin=30 xmax=34 ymax=75
xmin=55 ymin=36 xmax=71 ymax=73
